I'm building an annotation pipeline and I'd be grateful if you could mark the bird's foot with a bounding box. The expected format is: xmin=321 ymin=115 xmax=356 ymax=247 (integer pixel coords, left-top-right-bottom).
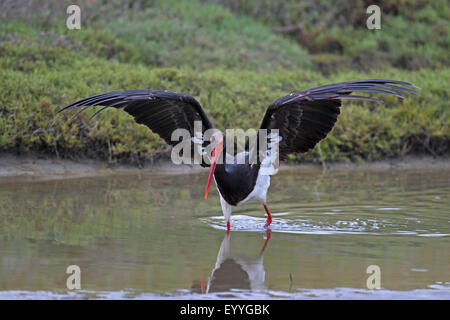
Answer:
xmin=264 ymin=216 xmax=272 ymax=229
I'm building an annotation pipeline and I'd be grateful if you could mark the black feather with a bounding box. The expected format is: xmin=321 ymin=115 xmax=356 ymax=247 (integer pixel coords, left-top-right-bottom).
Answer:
xmin=259 ymin=80 xmax=418 ymax=160
xmin=56 ymin=90 xmax=215 ymax=166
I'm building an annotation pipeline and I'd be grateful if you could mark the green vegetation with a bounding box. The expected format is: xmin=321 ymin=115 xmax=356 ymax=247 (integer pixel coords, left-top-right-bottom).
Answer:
xmin=208 ymin=0 xmax=450 ymax=72
xmin=0 ymin=0 xmax=448 ymax=165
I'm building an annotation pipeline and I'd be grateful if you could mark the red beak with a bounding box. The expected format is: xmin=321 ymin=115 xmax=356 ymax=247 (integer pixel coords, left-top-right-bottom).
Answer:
xmin=204 ymin=139 xmax=223 ymax=199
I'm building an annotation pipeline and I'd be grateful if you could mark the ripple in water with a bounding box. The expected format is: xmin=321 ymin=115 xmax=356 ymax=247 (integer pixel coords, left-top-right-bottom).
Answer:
xmin=200 ymin=213 xmax=450 ymax=237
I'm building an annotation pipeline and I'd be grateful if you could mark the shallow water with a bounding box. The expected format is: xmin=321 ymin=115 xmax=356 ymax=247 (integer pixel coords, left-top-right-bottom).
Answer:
xmin=0 ymin=164 xmax=449 ymax=299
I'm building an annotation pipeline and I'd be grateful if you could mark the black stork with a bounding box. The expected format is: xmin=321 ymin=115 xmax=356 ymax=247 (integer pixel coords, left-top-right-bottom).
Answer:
xmin=57 ymin=80 xmax=418 ymax=231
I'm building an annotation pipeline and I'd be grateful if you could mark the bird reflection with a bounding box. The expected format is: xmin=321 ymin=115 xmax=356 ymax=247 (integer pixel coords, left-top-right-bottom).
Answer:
xmin=194 ymin=230 xmax=271 ymax=294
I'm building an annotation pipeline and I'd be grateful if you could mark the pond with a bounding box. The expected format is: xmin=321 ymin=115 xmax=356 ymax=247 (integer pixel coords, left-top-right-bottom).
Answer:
xmin=0 ymin=162 xmax=449 ymax=299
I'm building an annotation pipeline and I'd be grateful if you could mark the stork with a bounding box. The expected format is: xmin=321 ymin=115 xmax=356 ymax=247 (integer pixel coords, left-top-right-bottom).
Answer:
xmin=57 ymin=80 xmax=418 ymax=231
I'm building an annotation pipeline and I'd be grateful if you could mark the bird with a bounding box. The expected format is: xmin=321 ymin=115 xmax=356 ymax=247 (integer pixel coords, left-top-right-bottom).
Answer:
xmin=56 ymin=80 xmax=418 ymax=231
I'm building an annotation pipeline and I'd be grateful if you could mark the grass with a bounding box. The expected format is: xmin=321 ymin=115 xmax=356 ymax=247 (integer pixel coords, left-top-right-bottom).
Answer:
xmin=209 ymin=0 xmax=450 ymax=72
xmin=0 ymin=0 xmax=448 ymax=165
xmin=0 ymin=0 xmax=313 ymax=71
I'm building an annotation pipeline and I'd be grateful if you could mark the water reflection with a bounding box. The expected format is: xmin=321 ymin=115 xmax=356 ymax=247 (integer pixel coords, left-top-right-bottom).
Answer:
xmin=200 ymin=230 xmax=271 ymax=294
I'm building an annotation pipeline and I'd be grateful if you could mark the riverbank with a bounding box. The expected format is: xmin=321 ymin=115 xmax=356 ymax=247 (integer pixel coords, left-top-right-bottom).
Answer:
xmin=1 ymin=1 xmax=449 ymax=168
xmin=1 ymin=153 xmax=448 ymax=182
xmin=1 ymin=2 xmax=448 ymax=165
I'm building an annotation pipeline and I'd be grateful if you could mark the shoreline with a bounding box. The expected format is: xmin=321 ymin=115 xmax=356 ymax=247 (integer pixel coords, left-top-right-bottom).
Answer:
xmin=0 ymin=153 xmax=448 ymax=181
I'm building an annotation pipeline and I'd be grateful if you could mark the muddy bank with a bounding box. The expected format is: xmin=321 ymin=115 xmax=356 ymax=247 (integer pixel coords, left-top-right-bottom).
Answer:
xmin=0 ymin=153 xmax=194 ymax=182
xmin=0 ymin=153 xmax=448 ymax=182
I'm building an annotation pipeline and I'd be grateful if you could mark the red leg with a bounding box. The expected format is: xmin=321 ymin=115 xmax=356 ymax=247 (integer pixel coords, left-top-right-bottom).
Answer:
xmin=263 ymin=204 xmax=272 ymax=228
xmin=260 ymin=229 xmax=272 ymax=254
xmin=200 ymin=276 xmax=205 ymax=294
xmin=226 ymin=220 xmax=230 ymax=232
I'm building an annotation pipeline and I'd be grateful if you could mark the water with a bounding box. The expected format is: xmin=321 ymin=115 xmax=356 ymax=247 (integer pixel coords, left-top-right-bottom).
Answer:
xmin=0 ymin=164 xmax=449 ymax=299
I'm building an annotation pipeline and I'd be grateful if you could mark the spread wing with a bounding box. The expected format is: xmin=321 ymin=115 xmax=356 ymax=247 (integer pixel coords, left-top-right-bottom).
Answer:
xmin=56 ymin=90 xmax=215 ymax=166
xmin=257 ymin=79 xmax=418 ymax=163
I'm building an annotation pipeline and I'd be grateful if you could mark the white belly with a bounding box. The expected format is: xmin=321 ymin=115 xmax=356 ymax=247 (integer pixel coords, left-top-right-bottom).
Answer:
xmin=236 ymin=170 xmax=270 ymax=206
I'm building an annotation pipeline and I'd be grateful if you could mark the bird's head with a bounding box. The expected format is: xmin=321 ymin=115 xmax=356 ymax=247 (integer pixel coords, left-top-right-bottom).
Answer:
xmin=204 ymin=131 xmax=224 ymax=199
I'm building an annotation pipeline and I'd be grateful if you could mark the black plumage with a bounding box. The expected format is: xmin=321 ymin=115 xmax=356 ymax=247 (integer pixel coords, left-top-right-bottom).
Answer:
xmin=57 ymin=89 xmax=214 ymax=166
xmin=259 ymin=80 xmax=418 ymax=160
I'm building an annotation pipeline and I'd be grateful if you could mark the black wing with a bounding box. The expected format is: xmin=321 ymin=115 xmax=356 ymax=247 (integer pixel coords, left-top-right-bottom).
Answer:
xmin=259 ymin=80 xmax=418 ymax=161
xmin=57 ymin=90 xmax=215 ymax=166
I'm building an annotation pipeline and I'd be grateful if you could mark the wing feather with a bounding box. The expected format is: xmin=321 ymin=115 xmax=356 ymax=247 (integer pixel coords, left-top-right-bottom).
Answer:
xmin=57 ymin=90 xmax=215 ymax=166
xmin=259 ymin=80 xmax=418 ymax=161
